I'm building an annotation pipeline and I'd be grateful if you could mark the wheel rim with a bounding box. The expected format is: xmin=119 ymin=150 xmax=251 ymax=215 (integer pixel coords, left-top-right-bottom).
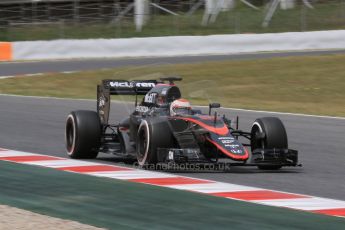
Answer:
xmin=65 ymin=115 xmax=76 ymax=155
xmin=137 ymin=129 xmax=147 ymax=161
xmin=252 ymin=120 xmax=283 ymax=170
xmin=251 ymin=122 xmax=265 ymax=151
xmin=137 ymin=120 xmax=150 ymax=166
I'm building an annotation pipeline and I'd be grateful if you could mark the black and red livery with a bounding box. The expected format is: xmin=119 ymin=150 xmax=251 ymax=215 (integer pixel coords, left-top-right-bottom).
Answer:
xmin=65 ymin=77 xmax=299 ymax=170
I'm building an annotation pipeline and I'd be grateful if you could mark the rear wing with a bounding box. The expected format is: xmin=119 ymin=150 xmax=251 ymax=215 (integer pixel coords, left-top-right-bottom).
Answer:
xmin=102 ymin=79 xmax=157 ymax=95
xmin=97 ymin=79 xmax=157 ymax=124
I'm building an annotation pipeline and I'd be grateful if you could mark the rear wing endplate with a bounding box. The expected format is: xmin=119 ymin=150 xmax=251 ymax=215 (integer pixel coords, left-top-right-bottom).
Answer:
xmin=97 ymin=79 xmax=157 ymax=124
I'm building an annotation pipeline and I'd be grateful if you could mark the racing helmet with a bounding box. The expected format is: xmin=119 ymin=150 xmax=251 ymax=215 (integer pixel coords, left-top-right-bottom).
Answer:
xmin=170 ymin=99 xmax=192 ymax=116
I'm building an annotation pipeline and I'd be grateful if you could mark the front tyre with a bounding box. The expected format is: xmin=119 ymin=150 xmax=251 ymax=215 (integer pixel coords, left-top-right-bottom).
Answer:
xmin=65 ymin=110 xmax=101 ymax=159
xmin=251 ymin=117 xmax=288 ymax=170
xmin=136 ymin=120 xmax=153 ymax=166
xmin=136 ymin=119 xmax=173 ymax=167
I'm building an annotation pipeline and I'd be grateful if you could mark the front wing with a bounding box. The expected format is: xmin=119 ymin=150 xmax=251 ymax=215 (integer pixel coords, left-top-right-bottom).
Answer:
xmin=156 ymin=148 xmax=299 ymax=167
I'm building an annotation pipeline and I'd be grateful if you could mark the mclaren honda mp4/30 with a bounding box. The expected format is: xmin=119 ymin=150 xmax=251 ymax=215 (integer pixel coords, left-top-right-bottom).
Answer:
xmin=65 ymin=77 xmax=299 ymax=170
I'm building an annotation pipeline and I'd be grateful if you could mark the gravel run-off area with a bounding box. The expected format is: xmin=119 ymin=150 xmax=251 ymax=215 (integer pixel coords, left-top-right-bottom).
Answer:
xmin=0 ymin=205 xmax=105 ymax=230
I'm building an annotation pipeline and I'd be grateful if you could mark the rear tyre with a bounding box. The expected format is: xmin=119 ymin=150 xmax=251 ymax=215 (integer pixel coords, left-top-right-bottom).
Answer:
xmin=65 ymin=110 xmax=101 ymax=159
xmin=136 ymin=119 xmax=173 ymax=167
xmin=251 ymin=117 xmax=288 ymax=170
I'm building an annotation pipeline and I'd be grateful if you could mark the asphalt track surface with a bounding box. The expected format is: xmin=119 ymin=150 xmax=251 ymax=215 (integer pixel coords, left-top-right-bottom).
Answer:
xmin=1 ymin=49 xmax=345 ymax=76
xmin=0 ymin=95 xmax=344 ymax=201
xmin=1 ymin=50 xmax=344 ymax=202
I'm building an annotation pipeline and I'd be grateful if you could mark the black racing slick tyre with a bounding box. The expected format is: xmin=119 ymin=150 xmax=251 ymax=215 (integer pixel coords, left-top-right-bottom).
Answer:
xmin=136 ymin=119 xmax=173 ymax=167
xmin=251 ymin=117 xmax=288 ymax=170
xmin=65 ymin=110 xmax=101 ymax=159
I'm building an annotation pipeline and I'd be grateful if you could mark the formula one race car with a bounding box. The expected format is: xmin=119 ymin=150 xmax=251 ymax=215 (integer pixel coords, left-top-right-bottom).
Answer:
xmin=65 ymin=77 xmax=299 ymax=170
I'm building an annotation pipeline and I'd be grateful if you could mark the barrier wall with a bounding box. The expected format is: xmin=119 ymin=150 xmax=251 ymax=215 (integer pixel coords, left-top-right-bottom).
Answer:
xmin=1 ymin=30 xmax=345 ymax=61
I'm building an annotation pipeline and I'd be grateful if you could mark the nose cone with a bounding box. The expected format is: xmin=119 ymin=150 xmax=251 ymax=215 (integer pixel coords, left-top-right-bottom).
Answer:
xmin=207 ymin=133 xmax=249 ymax=161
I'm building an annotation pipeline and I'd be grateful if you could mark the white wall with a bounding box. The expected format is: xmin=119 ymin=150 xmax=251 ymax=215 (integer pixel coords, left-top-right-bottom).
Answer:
xmin=12 ymin=30 xmax=345 ymax=60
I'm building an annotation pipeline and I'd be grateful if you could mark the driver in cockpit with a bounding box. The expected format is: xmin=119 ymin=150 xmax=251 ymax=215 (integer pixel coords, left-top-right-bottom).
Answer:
xmin=170 ymin=99 xmax=192 ymax=116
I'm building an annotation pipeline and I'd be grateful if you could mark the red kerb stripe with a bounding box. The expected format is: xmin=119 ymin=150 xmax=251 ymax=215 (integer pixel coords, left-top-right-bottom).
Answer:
xmin=57 ymin=165 xmax=132 ymax=173
xmin=210 ymin=190 xmax=309 ymax=200
xmin=129 ymin=177 xmax=212 ymax=186
xmin=0 ymin=155 xmax=62 ymax=162
xmin=312 ymin=208 xmax=345 ymax=217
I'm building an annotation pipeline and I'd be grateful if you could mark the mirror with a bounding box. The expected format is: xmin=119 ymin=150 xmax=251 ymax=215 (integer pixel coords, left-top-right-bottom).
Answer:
xmin=209 ymin=103 xmax=221 ymax=115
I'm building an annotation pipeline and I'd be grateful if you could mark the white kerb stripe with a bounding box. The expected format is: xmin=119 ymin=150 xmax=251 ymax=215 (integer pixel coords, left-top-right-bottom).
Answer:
xmin=25 ymin=159 xmax=102 ymax=168
xmin=0 ymin=150 xmax=40 ymax=157
xmin=166 ymin=182 xmax=260 ymax=193
xmin=89 ymin=170 xmax=178 ymax=180
xmin=254 ymin=197 xmax=345 ymax=211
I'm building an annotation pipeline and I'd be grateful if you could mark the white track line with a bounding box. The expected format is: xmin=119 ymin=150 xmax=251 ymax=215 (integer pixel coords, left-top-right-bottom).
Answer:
xmin=0 ymin=93 xmax=344 ymax=120
xmin=0 ymin=76 xmax=15 ymax=79
xmin=221 ymin=107 xmax=345 ymax=120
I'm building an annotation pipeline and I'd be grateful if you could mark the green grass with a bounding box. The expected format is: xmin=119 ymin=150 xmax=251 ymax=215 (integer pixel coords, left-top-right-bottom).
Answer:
xmin=1 ymin=54 xmax=345 ymax=117
xmin=1 ymin=2 xmax=345 ymax=41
